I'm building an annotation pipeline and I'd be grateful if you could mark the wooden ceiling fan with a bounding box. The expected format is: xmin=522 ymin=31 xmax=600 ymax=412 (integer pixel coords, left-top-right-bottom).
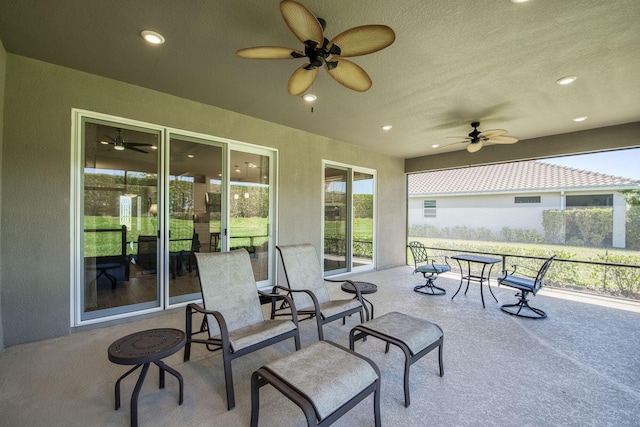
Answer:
xmin=236 ymin=0 xmax=395 ymax=95
xmin=441 ymin=122 xmax=519 ymax=153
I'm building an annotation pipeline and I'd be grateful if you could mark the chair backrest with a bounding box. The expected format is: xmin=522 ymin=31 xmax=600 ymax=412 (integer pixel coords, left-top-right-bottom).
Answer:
xmin=408 ymin=241 xmax=430 ymax=267
xmin=277 ymin=244 xmax=331 ymax=309
xmin=533 ymin=255 xmax=556 ymax=292
xmin=194 ymin=249 xmax=264 ymax=338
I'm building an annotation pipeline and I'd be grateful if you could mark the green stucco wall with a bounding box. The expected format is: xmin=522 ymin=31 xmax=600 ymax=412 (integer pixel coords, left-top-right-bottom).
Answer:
xmin=0 ymin=55 xmax=406 ymax=347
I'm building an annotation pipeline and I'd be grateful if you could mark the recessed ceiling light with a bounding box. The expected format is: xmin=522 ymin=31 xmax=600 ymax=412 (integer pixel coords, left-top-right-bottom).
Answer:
xmin=556 ymin=75 xmax=577 ymax=85
xmin=187 ymin=154 xmax=195 ymax=158
xmin=573 ymin=116 xmax=588 ymax=122
xmin=113 ymin=145 xmax=125 ymax=151
xmin=141 ymin=30 xmax=165 ymax=45
xmin=150 ymin=145 xmax=158 ymax=150
xmin=99 ymin=140 xmax=109 ymax=145
xmin=302 ymin=93 xmax=317 ymax=102
xmin=381 ymin=125 xmax=392 ymax=131
xmin=431 ymin=144 xmax=440 ymax=148
xmin=510 ymin=0 xmax=530 ymax=3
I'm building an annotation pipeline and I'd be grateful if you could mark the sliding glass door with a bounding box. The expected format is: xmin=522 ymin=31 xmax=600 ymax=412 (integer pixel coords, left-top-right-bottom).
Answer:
xmin=229 ymin=149 xmax=273 ymax=288
xmin=323 ymin=163 xmax=375 ymax=275
xmin=167 ymin=134 xmax=224 ymax=304
xmin=74 ymin=111 xmax=276 ymax=324
xmin=81 ymin=119 xmax=161 ymax=319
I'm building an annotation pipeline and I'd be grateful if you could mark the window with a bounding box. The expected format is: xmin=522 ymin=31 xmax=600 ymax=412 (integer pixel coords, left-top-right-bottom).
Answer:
xmin=423 ymin=200 xmax=436 ymax=217
xmin=515 ymin=196 xmax=541 ymax=204
xmin=566 ymin=194 xmax=613 ymax=208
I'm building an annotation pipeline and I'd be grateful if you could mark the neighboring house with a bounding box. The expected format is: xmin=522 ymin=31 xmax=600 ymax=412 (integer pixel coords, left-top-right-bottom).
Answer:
xmin=408 ymin=160 xmax=640 ymax=248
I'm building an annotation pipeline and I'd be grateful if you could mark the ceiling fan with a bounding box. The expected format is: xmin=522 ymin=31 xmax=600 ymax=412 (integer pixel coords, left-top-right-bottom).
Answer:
xmin=236 ymin=0 xmax=395 ymax=95
xmin=441 ymin=122 xmax=519 ymax=153
xmin=100 ymin=128 xmax=153 ymax=154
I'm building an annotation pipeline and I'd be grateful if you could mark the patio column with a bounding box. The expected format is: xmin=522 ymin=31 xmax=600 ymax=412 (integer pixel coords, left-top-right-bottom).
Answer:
xmin=612 ymin=192 xmax=626 ymax=248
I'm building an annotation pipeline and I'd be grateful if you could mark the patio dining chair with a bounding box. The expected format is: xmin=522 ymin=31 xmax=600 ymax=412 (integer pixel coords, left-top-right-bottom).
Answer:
xmin=275 ymin=244 xmax=365 ymax=340
xmin=408 ymin=241 xmax=451 ymax=295
xmin=183 ymin=249 xmax=301 ymax=410
xmin=497 ymin=255 xmax=556 ymax=319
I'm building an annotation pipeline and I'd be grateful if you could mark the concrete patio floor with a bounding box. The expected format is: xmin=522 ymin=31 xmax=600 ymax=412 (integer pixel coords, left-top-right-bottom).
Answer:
xmin=1 ymin=265 xmax=639 ymax=426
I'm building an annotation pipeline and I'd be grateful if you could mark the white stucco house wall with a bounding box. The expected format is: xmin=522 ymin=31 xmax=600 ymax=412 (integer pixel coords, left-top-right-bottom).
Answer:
xmin=408 ymin=161 xmax=640 ymax=248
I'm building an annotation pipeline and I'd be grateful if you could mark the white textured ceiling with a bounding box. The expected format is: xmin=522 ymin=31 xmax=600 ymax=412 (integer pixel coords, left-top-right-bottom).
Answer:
xmin=1 ymin=0 xmax=639 ymax=159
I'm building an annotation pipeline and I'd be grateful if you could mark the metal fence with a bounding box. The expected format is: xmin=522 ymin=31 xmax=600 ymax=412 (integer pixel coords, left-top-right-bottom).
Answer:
xmin=412 ymin=245 xmax=640 ymax=301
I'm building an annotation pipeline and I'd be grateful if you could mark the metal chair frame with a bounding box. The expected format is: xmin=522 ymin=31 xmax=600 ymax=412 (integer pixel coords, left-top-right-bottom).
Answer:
xmin=498 ymin=255 xmax=556 ymax=319
xmin=408 ymin=241 xmax=451 ymax=295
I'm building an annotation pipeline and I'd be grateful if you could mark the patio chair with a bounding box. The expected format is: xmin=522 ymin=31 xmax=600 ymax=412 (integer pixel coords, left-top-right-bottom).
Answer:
xmin=183 ymin=249 xmax=301 ymax=410
xmin=275 ymin=244 xmax=364 ymax=340
xmin=408 ymin=241 xmax=451 ymax=295
xmin=497 ymin=255 xmax=556 ymax=319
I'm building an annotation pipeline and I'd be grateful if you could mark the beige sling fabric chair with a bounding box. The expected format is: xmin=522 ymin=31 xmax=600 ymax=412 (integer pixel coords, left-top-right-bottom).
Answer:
xmin=275 ymin=244 xmax=364 ymax=340
xmin=184 ymin=249 xmax=300 ymax=410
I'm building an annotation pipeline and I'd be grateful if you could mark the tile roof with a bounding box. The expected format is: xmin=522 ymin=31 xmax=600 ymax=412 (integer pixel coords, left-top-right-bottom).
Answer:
xmin=408 ymin=160 xmax=640 ymax=195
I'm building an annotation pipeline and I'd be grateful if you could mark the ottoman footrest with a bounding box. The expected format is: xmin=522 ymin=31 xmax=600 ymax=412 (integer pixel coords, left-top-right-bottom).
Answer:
xmin=251 ymin=340 xmax=381 ymax=427
xmin=350 ymin=311 xmax=444 ymax=407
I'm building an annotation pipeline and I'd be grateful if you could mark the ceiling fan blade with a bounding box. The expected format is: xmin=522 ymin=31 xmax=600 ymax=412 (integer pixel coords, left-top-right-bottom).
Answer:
xmin=438 ymin=141 xmax=466 ymax=149
xmin=288 ymin=64 xmax=319 ymax=95
xmin=280 ymin=0 xmax=323 ymax=47
xmin=486 ymin=135 xmax=519 ymax=144
xmin=467 ymin=141 xmax=484 ymax=153
xmin=325 ymin=58 xmax=372 ymax=92
xmin=446 ymin=136 xmax=473 ymax=140
xmin=479 ymin=129 xmax=508 ymax=138
xmin=105 ymin=135 xmax=117 ymax=143
xmin=236 ymin=46 xmax=303 ymax=59
xmin=124 ymin=142 xmax=153 ymax=147
xmin=126 ymin=146 xmax=149 ymax=154
xmin=328 ymin=25 xmax=396 ymax=57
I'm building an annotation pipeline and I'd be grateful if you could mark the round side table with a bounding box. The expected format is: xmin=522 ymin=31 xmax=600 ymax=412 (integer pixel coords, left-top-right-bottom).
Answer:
xmin=340 ymin=281 xmax=378 ymax=321
xmin=108 ymin=328 xmax=186 ymax=427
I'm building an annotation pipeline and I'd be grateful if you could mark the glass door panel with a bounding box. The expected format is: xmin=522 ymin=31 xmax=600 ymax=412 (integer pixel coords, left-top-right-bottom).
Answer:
xmin=82 ymin=121 xmax=160 ymax=320
xmin=168 ymin=135 xmax=223 ymax=304
xmin=353 ymin=171 xmax=374 ymax=269
xmin=229 ymin=150 xmax=271 ymax=286
xmin=324 ymin=167 xmax=349 ymax=273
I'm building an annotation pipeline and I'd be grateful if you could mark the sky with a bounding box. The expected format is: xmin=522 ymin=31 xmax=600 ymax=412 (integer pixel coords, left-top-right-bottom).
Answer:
xmin=542 ymin=148 xmax=640 ymax=180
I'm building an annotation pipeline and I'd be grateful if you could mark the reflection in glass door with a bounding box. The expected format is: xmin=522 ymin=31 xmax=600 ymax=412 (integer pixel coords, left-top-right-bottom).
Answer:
xmin=324 ymin=164 xmax=375 ymax=275
xmin=81 ymin=120 xmax=161 ymax=320
xmin=324 ymin=167 xmax=349 ymax=273
xmin=353 ymin=171 xmax=374 ymax=269
xmin=168 ymin=135 xmax=223 ymax=304
xmin=229 ymin=150 xmax=271 ymax=287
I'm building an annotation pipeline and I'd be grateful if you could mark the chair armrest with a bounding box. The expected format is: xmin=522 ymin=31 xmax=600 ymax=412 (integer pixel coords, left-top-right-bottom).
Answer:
xmin=185 ymin=303 xmax=230 ymax=345
xmin=273 ymin=285 xmax=322 ymax=318
xmin=326 ymin=278 xmax=364 ymax=302
xmin=507 ymin=264 xmax=538 ymax=278
xmin=258 ymin=289 xmax=299 ymax=325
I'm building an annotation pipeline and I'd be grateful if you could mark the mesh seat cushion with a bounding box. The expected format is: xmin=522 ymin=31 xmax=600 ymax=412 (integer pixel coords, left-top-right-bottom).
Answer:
xmin=359 ymin=311 xmax=443 ymax=355
xmin=498 ymin=274 xmax=537 ymax=293
xmin=316 ymin=298 xmax=363 ymax=319
xmin=195 ymin=250 xmax=268 ymax=343
xmin=416 ymin=263 xmax=451 ymax=274
xmin=225 ymin=319 xmax=297 ymax=352
xmin=264 ymin=341 xmax=378 ymax=420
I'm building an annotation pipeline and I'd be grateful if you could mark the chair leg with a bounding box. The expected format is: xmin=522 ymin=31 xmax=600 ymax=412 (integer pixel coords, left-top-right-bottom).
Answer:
xmin=184 ymin=307 xmax=192 ymax=362
xmin=223 ymin=353 xmax=236 ymax=410
xmin=500 ymin=291 xmax=547 ymax=319
xmin=414 ymin=274 xmax=446 ymax=296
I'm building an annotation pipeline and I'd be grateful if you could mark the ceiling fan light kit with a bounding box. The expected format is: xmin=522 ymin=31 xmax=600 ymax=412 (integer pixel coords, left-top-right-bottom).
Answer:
xmin=237 ymin=0 xmax=395 ymax=96
xmin=102 ymin=128 xmax=153 ymax=154
xmin=441 ymin=122 xmax=519 ymax=153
